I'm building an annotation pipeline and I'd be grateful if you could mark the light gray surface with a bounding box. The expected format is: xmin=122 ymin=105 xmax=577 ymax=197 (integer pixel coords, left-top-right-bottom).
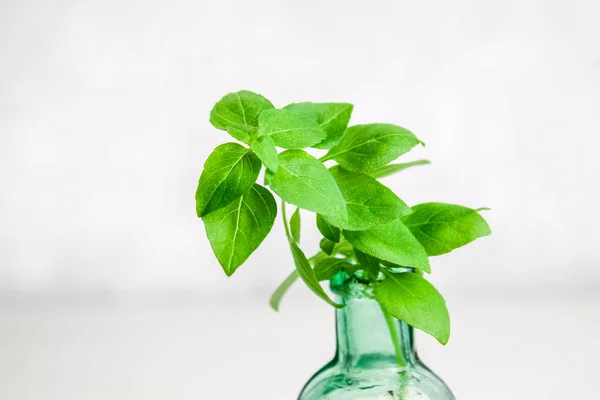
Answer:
xmin=1 ymin=294 xmax=598 ymax=399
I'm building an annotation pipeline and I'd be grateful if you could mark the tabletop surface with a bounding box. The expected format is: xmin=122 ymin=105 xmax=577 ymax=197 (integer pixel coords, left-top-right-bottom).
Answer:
xmin=1 ymin=294 xmax=598 ymax=400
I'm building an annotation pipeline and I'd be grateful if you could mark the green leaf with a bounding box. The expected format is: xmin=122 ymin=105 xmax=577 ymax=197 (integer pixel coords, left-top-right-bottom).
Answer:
xmin=269 ymin=270 xmax=299 ymax=311
xmin=287 ymin=235 xmax=343 ymax=308
xmin=290 ymin=207 xmax=301 ymax=243
xmin=284 ymin=102 xmax=353 ymax=149
xmin=250 ymin=135 xmax=278 ymax=172
xmin=265 ymin=150 xmax=347 ymax=219
xmin=333 ymin=240 xmax=355 ymax=257
xmin=375 ymin=272 xmax=450 ymax=344
xmin=281 ymin=202 xmax=342 ymax=308
xmin=210 ymin=90 xmax=274 ymax=130
xmin=354 ymin=249 xmax=380 ymax=280
xmin=195 ymin=143 xmax=261 ymax=217
xmin=202 ymin=184 xmax=277 ymax=276
xmin=343 ymin=263 xmax=361 ymax=277
xmin=226 ymin=124 xmax=258 ymax=144
xmin=316 ymin=215 xmax=340 ymax=242
xmin=367 ymin=159 xmax=431 ymax=179
xmin=402 ymin=203 xmax=492 ymax=256
xmin=323 ymin=124 xmax=423 ymax=172
xmin=269 ymin=251 xmax=330 ymax=311
xmin=344 ymin=220 xmax=430 ymax=273
xmin=322 ymin=166 xmax=412 ymax=230
xmin=320 ymin=240 xmax=354 ymax=258
xmin=314 ymin=257 xmax=354 ymax=281
xmin=319 ymin=237 xmax=336 ymax=255
xmin=258 ymin=109 xmax=326 ymax=149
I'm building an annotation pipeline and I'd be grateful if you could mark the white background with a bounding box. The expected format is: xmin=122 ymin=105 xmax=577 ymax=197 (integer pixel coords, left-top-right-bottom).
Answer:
xmin=1 ymin=0 xmax=599 ymax=399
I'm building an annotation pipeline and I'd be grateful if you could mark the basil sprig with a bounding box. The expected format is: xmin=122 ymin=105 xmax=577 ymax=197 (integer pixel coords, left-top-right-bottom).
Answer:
xmin=196 ymin=90 xmax=491 ymax=344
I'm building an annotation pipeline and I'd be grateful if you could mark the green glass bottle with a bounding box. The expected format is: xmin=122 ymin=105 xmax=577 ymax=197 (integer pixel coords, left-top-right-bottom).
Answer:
xmin=298 ymin=275 xmax=455 ymax=400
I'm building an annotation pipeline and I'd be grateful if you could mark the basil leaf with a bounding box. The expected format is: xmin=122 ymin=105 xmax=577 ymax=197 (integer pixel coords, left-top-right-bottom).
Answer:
xmin=287 ymin=237 xmax=342 ymax=308
xmin=258 ymin=109 xmax=326 ymax=149
xmin=322 ymin=166 xmax=412 ymax=230
xmin=210 ymin=90 xmax=274 ymax=130
xmin=323 ymin=123 xmax=423 ymax=172
xmin=343 ymin=220 xmax=430 ymax=273
xmin=367 ymin=159 xmax=431 ymax=179
xmin=195 ymin=143 xmax=261 ymax=217
xmin=376 ymin=272 xmax=450 ymax=345
xmin=202 ymin=184 xmax=277 ymax=276
xmin=354 ymin=249 xmax=380 ymax=280
xmin=402 ymin=203 xmax=492 ymax=256
xmin=290 ymin=207 xmax=301 ymax=243
xmin=316 ymin=215 xmax=340 ymax=242
xmin=319 ymin=237 xmax=336 ymax=255
xmin=250 ymin=135 xmax=278 ymax=172
xmin=334 ymin=240 xmax=355 ymax=257
xmin=314 ymin=257 xmax=354 ymax=281
xmin=265 ymin=150 xmax=347 ymax=219
xmin=319 ymin=239 xmax=354 ymax=258
xmin=226 ymin=124 xmax=258 ymax=144
xmin=344 ymin=263 xmax=361 ymax=277
xmin=269 ymin=270 xmax=299 ymax=311
xmin=283 ymin=102 xmax=353 ymax=149
xmin=269 ymin=250 xmax=330 ymax=311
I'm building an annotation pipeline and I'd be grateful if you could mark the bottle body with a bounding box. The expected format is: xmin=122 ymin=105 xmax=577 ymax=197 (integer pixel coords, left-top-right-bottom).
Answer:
xmin=298 ymin=275 xmax=455 ymax=400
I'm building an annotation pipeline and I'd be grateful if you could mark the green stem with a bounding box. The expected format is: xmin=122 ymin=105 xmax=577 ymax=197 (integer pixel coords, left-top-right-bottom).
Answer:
xmin=380 ymin=301 xmax=407 ymax=368
xmin=281 ymin=200 xmax=292 ymax=239
xmin=309 ymin=251 xmax=329 ymax=265
xmin=281 ymin=199 xmax=292 ymax=240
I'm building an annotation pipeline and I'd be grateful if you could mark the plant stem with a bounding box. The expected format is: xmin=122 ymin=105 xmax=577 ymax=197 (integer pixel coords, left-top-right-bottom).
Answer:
xmin=380 ymin=302 xmax=407 ymax=368
xmin=309 ymin=251 xmax=328 ymax=265
xmin=281 ymin=200 xmax=292 ymax=239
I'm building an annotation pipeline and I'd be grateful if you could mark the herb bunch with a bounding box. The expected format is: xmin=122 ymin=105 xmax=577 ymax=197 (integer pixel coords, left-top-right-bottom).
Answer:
xmin=196 ymin=90 xmax=491 ymax=344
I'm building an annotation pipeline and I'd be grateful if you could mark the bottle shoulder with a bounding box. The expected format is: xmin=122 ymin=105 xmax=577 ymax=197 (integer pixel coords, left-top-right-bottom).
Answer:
xmin=298 ymin=359 xmax=455 ymax=400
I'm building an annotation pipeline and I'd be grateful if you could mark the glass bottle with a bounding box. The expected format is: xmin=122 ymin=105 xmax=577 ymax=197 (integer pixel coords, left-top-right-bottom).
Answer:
xmin=298 ymin=274 xmax=455 ymax=400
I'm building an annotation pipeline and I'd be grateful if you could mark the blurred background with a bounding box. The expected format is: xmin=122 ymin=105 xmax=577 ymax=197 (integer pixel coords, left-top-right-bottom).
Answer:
xmin=1 ymin=0 xmax=599 ymax=398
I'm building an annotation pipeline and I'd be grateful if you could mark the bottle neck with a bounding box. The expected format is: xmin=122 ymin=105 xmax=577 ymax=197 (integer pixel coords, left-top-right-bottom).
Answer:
xmin=332 ymin=276 xmax=417 ymax=368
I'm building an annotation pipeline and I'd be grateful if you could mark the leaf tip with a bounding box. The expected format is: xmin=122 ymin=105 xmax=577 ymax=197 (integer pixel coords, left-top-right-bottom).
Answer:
xmin=223 ymin=268 xmax=235 ymax=278
xmin=419 ymin=261 xmax=432 ymax=274
xmin=437 ymin=335 xmax=450 ymax=346
xmin=437 ymin=322 xmax=451 ymax=345
xmin=268 ymin=301 xmax=281 ymax=312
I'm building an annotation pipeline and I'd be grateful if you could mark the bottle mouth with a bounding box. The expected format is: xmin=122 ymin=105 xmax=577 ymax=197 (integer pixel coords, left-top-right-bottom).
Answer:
xmin=329 ymin=273 xmax=376 ymax=298
xmin=329 ymin=265 xmax=417 ymax=297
